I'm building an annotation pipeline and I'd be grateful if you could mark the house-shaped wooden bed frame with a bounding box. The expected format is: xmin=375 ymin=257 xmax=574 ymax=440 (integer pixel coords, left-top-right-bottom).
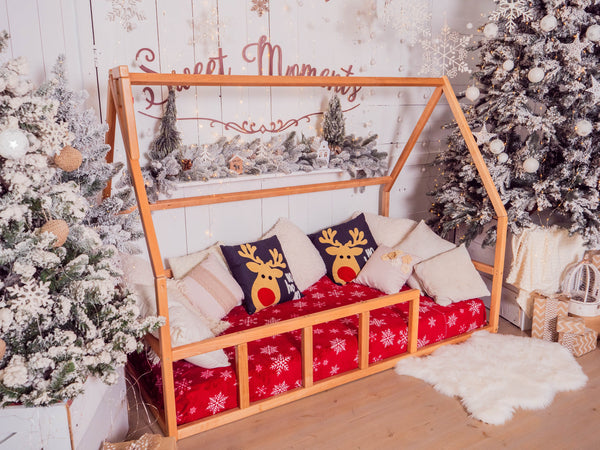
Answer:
xmin=105 ymin=66 xmax=508 ymax=440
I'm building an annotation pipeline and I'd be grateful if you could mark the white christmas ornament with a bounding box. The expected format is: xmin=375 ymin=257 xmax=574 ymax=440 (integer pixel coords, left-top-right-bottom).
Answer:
xmin=575 ymin=119 xmax=593 ymax=137
xmin=497 ymin=152 xmax=508 ymax=163
xmin=503 ymin=60 xmax=514 ymax=71
xmin=483 ymin=23 xmax=499 ymax=38
xmin=528 ymin=67 xmax=544 ymax=83
xmin=586 ymin=24 xmax=600 ymax=42
xmin=489 ymin=139 xmax=505 ymax=154
xmin=523 ymin=157 xmax=540 ymax=173
xmin=540 ymin=14 xmax=557 ymax=32
xmin=0 ymin=128 xmax=29 ymax=159
xmin=465 ymin=86 xmax=480 ymax=101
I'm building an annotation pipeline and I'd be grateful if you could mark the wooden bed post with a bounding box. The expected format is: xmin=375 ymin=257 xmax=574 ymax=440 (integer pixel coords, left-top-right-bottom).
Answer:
xmin=441 ymin=76 xmax=508 ymax=332
xmin=108 ymin=66 xmax=179 ymax=437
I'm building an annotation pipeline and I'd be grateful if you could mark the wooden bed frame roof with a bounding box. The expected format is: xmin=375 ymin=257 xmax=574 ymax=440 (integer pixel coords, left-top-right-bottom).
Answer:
xmin=105 ymin=66 xmax=507 ymax=439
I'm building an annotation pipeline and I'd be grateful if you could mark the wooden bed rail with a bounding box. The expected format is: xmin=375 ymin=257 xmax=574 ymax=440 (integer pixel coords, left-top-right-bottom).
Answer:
xmin=106 ymin=66 xmax=508 ymax=439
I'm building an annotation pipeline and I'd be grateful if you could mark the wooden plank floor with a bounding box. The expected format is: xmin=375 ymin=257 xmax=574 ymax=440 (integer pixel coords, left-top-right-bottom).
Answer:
xmin=126 ymin=319 xmax=600 ymax=449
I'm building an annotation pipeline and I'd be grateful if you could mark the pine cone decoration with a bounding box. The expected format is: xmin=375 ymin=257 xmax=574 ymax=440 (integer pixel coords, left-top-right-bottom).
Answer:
xmin=54 ymin=145 xmax=83 ymax=172
xmin=40 ymin=219 xmax=69 ymax=247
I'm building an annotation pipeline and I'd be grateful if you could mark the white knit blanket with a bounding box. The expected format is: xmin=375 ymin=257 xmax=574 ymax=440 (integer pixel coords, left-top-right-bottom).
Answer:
xmin=506 ymin=225 xmax=585 ymax=317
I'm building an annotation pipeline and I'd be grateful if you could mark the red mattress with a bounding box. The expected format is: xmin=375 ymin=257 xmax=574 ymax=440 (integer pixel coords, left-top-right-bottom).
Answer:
xmin=130 ymin=276 xmax=486 ymax=425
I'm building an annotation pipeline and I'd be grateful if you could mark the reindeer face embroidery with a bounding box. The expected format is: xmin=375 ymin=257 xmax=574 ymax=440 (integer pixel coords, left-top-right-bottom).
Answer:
xmin=319 ymin=227 xmax=367 ymax=285
xmin=238 ymin=244 xmax=286 ymax=313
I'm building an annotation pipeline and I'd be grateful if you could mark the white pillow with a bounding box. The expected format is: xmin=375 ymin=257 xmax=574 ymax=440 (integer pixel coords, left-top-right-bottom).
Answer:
xmin=412 ymin=244 xmax=490 ymax=306
xmin=133 ymin=281 xmax=230 ymax=368
xmin=179 ymin=253 xmax=244 ymax=321
xmin=352 ymin=211 xmax=417 ymax=247
xmin=168 ymin=242 xmax=228 ymax=279
xmin=119 ymin=253 xmax=155 ymax=286
xmin=394 ymin=220 xmax=456 ymax=291
xmin=354 ymin=245 xmax=420 ymax=294
xmin=262 ymin=217 xmax=326 ymax=291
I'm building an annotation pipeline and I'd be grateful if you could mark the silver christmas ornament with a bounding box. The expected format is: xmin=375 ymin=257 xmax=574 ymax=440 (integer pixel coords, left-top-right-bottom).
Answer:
xmin=0 ymin=128 xmax=29 ymax=159
xmin=540 ymin=14 xmax=557 ymax=32
xmin=465 ymin=86 xmax=480 ymax=101
xmin=575 ymin=119 xmax=593 ymax=137
xmin=528 ymin=67 xmax=544 ymax=83
xmin=523 ymin=157 xmax=540 ymax=173
xmin=483 ymin=23 xmax=498 ymax=38
xmin=489 ymin=139 xmax=505 ymax=154
xmin=502 ymin=60 xmax=514 ymax=71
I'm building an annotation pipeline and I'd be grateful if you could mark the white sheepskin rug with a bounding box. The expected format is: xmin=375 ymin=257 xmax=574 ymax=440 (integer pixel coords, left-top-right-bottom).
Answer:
xmin=394 ymin=331 xmax=588 ymax=425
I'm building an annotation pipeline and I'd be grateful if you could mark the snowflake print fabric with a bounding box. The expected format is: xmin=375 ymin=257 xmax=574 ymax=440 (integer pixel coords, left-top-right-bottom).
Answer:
xmin=130 ymin=277 xmax=486 ymax=426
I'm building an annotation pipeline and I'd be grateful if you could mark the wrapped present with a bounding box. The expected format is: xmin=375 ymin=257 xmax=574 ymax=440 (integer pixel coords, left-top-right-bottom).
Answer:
xmin=558 ymin=328 xmax=598 ymax=357
xmin=556 ymin=315 xmax=586 ymax=335
xmin=532 ymin=294 xmax=569 ymax=341
xmin=102 ymin=433 xmax=177 ymax=450
xmin=570 ymin=313 xmax=600 ymax=336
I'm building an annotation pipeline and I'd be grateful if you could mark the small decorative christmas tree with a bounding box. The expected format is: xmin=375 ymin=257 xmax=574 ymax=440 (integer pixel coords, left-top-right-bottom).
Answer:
xmin=149 ymin=87 xmax=181 ymax=160
xmin=430 ymin=0 xmax=600 ymax=246
xmin=0 ymin=33 xmax=160 ymax=407
xmin=322 ymin=94 xmax=346 ymax=149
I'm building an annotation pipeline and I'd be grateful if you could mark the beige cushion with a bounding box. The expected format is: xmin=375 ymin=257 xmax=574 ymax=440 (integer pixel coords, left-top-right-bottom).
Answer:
xmin=354 ymin=245 xmax=420 ymax=294
xmin=168 ymin=242 xmax=228 ymax=279
xmin=412 ymin=244 xmax=490 ymax=306
xmin=262 ymin=217 xmax=326 ymax=291
xmin=394 ymin=220 xmax=456 ymax=291
xmin=133 ymin=281 xmax=230 ymax=368
xmin=353 ymin=211 xmax=418 ymax=248
xmin=179 ymin=253 xmax=244 ymax=321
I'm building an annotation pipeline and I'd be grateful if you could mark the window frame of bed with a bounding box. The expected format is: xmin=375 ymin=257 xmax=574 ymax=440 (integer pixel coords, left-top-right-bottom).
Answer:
xmin=104 ymin=66 xmax=508 ymax=440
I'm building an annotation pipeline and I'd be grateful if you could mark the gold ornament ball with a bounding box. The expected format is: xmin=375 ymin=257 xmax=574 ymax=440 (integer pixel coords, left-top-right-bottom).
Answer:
xmin=54 ymin=145 xmax=83 ymax=172
xmin=40 ymin=219 xmax=69 ymax=247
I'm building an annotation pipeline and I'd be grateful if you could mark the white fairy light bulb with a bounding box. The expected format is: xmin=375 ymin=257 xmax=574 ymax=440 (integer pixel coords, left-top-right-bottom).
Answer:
xmin=528 ymin=67 xmax=544 ymax=83
xmin=489 ymin=139 xmax=505 ymax=154
xmin=540 ymin=14 xmax=558 ymax=32
xmin=0 ymin=128 xmax=29 ymax=159
xmin=575 ymin=119 xmax=593 ymax=137
xmin=523 ymin=157 xmax=540 ymax=173
xmin=586 ymin=24 xmax=600 ymax=42
xmin=483 ymin=23 xmax=498 ymax=38
xmin=497 ymin=152 xmax=508 ymax=163
xmin=465 ymin=86 xmax=480 ymax=101
xmin=503 ymin=60 xmax=514 ymax=71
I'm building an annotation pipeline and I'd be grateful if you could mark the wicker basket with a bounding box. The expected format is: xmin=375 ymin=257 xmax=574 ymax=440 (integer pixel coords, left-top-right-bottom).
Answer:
xmin=561 ymin=261 xmax=600 ymax=317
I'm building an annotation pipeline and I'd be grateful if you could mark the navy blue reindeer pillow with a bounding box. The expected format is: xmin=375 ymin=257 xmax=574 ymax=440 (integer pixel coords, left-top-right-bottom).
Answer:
xmin=309 ymin=213 xmax=377 ymax=285
xmin=221 ymin=235 xmax=302 ymax=315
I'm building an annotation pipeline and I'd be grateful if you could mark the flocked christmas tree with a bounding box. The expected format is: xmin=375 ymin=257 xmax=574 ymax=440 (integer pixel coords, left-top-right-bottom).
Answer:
xmin=48 ymin=56 xmax=143 ymax=253
xmin=322 ymin=94 xmax=346 ymax=149
xmin=0 ymin=32 xmax=161 ymax=406
xmin=429 ymin=0 xmax=600 ymax=246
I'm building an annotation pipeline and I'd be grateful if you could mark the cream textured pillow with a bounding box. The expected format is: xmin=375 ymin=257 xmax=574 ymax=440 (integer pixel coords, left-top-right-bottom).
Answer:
xmin=262 ymin=217 xmax=326 ymax=291
xmin=412 ymin=244 xmax=490 ymax=306
xmin=354 ymin=245 xmax=420 ymax=294
xmin=352 ymin=211 xmax=417 ymax=247
xmin=179 ymin=253 xmax=244 ymax=321
xmin=168 ymin=242 xmax=228 ymax=279
xmin=133 ymin=281 xmax=230 ymax=368
xmin=394 ymin=220 xmax=456 ymax=291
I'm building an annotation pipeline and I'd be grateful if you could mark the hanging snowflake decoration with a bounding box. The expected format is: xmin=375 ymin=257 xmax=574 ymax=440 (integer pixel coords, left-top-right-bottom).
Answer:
xmin=106 ymin=0 xmax=146 ymax=32
xmin=420 ymin=25 xmax=472 ymax=78
xmin=379 ymin=0 xmax=432 ymax=46
xmin=489 ymin=0 xmax=534 ymax=34
xmin=251 ymin=0 xmax=269 ymax=17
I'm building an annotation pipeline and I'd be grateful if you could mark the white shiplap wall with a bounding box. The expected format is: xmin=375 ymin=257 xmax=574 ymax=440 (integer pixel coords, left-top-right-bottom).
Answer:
xmin=2 ymin=0 xmax=494 ymax=261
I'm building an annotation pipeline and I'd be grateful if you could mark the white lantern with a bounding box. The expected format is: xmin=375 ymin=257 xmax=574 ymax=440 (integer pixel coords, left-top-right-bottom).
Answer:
xmin=497 ymin=152 xmax=509 ymax=163
xmin=465 ymin=86 xmax=480 ymax=101
xmin=586 ymin=24 xmax=600 ymax=42
xmin=540 ymin=15 xmax=558 ymax=32
xmin=0 ymin=128 xmax=29 ymax=159
xmin=528 ymin=67 xmax=544 ymax=83
xmin=503 ymin=60 xmax=514 ymax=71
xmin=523 ymin=157 xmax=540 ymax=173
xmin=483 ymin=23 xmax=499 ymax=38
xmin=489 ymin=139 xmax=505 ymax=154
xmin=575 ymin=119 xmax=593 ymax=137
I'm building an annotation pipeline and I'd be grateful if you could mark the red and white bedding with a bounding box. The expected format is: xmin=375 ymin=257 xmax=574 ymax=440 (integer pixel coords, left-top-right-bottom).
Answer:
xmin=130 ymin=276 xmax=486 ymax=425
